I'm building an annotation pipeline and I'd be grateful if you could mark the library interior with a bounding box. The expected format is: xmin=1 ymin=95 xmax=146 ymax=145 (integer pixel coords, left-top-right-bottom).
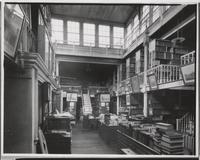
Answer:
xmin=3 ymin=3 xmax=196 ymax=155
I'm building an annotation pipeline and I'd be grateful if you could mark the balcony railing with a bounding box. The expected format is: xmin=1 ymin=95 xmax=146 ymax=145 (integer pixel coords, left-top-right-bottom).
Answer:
xmin=54 ymin=40 xmax=124 ymax=58
xmin=52 ymin=31 xmax=124 ymax=48
xmin=147 ymin=64 xmax=182 ymax=84
xmin=181 ymin=51 xmax=195 ymax=65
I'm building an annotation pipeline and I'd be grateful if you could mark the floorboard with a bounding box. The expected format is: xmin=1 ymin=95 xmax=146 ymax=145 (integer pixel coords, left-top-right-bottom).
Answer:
xmin=71 ymin=122 xmax=118 ymax=154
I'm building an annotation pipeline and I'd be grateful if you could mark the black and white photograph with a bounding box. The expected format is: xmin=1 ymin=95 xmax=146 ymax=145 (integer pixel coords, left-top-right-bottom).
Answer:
xmin=1 ymin=1 xmax=199 ymax=160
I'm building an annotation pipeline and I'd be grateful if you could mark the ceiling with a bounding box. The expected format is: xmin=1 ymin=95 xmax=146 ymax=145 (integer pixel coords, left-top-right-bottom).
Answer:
xmin=49 ymin=5 xmax=136 ymax=24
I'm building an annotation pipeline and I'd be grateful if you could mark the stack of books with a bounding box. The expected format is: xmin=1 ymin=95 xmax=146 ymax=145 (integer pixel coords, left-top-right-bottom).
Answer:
xmin=160 ymin=132 xmax=184 ymax=155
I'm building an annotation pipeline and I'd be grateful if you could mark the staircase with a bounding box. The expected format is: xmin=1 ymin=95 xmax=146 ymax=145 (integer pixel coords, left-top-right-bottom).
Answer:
xmin=82 ymin=93 xmax=92 ymax=115
xmin=176 ymin=112 xmax=195 ymax=154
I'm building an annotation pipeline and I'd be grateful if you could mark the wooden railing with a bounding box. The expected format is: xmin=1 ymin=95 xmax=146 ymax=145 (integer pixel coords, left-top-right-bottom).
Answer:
xmin=181 ymin=51 xmax=195 ymax=65
xmin=176 ymin=112 xmax=195 ymax=135
xmin=176 ymin=112 xmax=195 ymax=153
xmin=116 ymin=64 xmax=183 ymax=94
xmin=147 ymin=64 xmax=182 ymax=84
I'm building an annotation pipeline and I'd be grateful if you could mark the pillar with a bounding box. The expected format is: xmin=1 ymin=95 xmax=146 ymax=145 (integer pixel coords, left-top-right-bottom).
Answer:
xmin=110 ymin=25 xmax=113 ymax=48
xmin=143 ymin=30 xmax=149 ymax=117
xmin=64 ymin=20 xmax=67 ymax=44
xmin=56 ymin=60 xmax=59 ymax=77
xmin=116 ymin=65 xmax=121 ymax=115
xmin=95 ymin=24 xmax=99 ymax=47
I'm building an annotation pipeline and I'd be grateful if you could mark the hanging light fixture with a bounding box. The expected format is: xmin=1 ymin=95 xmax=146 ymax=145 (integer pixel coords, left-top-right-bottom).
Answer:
xmin=171 ymin=18 xmax=185 ymax=45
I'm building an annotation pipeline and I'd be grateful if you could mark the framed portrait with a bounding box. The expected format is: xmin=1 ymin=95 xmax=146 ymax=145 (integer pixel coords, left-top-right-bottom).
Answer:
xmin=4 ymin=4 xmax=24 ymax=59
xmin=147 ymin=73 xmax=158 ymax=90
xmin=100 ymin=94 xmax=110 ymax=102
xmin=180 ymin=63 xmax=195 ymax=85
xmin=131 ymin=76 xmax=140 ymax=93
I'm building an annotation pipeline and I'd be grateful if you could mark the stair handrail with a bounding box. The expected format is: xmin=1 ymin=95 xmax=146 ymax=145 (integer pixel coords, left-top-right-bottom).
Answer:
xmin=176 ymin=112 xmax=194 ymax=135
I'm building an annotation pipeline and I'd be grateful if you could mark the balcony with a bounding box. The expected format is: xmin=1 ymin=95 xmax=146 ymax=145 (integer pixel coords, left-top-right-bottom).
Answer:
xmin=181 ymin=51 xmax=195 ymax=65
xmin=147 ymin=64 xmax=182 ymax=84
xmin=52 ymin=31 xmax=124 ymax=59
xmin=116 ymin=64 xmax=187 ymax=95
xmin=54 ymin=41 xmax=124 ymax=59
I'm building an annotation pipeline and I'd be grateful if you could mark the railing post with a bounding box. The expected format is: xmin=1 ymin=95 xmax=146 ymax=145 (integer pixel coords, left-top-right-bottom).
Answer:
xmin=159 ymin=65 xmax=162 ymax=83
xmin=176 ymin=118 xmax=179 ymax=131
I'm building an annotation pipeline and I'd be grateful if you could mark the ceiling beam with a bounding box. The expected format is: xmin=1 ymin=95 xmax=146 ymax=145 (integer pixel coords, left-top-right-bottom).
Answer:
xmin=161 ymin=13 xmax=195 ymax=40
xmin=56 ymin=55 xmax=121 ymax=65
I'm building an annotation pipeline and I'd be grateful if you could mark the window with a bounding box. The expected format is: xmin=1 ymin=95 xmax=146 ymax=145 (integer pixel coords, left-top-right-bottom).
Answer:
xmin=51 ymin=18 xmax=63 ymax=43
xmin=99 ymin=25 xmax=110 ymax=48
xmin=113 ymin=27 xmax=124 ymax=49
xmin=152 ymin=6 xmax=160 ymax=22
xmin=83 ymin=23 xmax=95 ymax=47
xmin=141 ymin=5 xmax=150 ymax=33
xmin=67 ymin=21 xmax=80 ymax=45
xmin=132 ymin=15 xmax=139 ymax=41
xmin=126 ymin=23 xmax=132 ymax=48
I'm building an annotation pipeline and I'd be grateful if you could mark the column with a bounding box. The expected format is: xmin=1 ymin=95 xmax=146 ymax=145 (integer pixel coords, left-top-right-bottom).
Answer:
xmin=64 ymin=20 xmax=67 ymax=43
xmin=110 ymin=25 xmax=113 ymax=48
xmin=95 ymin=24 xmax=99 ymax=47
xmin=143 ymin=30 xmax=149 ymax=117
xmin=116 ymin=65 xmax=120 ymax=115
xmin=126 ymin=58 xmax=130 ymax=79
xmin=56 ymin=60 xmax=60 ymax=85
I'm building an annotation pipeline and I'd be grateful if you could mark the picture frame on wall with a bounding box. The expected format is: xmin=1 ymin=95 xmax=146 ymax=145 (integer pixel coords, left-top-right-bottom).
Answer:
xmin=100 ymin=94 xmax=110 ymax=102
xmin=67 ymin=93 xmax=78 ymax=102
xmin=4 ymin=4 xmax=24 ymax=59
xmin=131 ymin=75 xmax=140 ymax=93
xmin=147 ymin=73 xmax=158 ymax=90
xmin=180 ymin=63 xmax=195 ymax=85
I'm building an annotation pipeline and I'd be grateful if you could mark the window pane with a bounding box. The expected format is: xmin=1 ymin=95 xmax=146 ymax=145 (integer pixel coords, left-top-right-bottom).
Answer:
xmin=152 ymin=5 xmax=160 ymax=22
xmin=99 ymin=25 xmax=110 ymax=48
xmin=126 ymin=23 xmax=132 ymax=48
xmin=141 ymin=5 xmax=150 ymax=33
xmin=113 ymin=27 xmax=124 ymax=49
xmin=51 ymin=18 xmax=63 ymax=43
xmin=133 ymin=15 xmax=139 ymax=41
xmin=83 ymin=23 xmax=95 ymax=46
xmin=67 ymin=21 xmax=80 ymax=45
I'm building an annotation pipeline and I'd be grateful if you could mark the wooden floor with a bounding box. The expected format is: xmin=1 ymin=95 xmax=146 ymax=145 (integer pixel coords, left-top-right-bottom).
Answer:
xmin=71 ymin=122 xmax=118 ymax=154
